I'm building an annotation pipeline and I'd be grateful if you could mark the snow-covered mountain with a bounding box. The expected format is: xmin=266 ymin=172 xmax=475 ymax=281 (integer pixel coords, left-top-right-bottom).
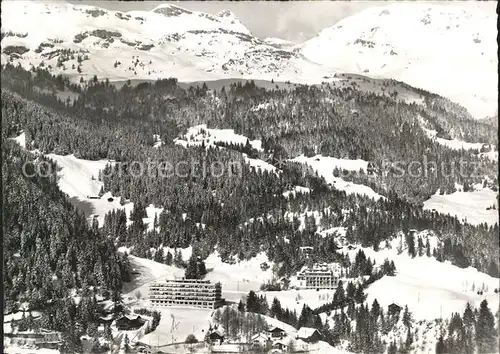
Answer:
xmin=1 ymin=1 xmax=496 ymax=118
xmin=300 ymin=3 xmax=497 ymax=119
xmin=0 ymin=1 xmax=327 ymax=83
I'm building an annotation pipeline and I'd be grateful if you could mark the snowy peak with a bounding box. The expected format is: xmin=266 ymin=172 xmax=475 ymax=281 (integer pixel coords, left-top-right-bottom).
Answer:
xmin=300 ymin=3 xmax=497 ymax=118
xmin=1 ymin=2 xmax=495 ymax=118
xmin=216 ymin=9 xmax=238 ymax=22
xmin=151 ymin=4 xmax=194 ymax=17
xmin=150 ymin=4 xmax=249 ymax=35
xmin=1 ymin=0 xmax=325 ymax=84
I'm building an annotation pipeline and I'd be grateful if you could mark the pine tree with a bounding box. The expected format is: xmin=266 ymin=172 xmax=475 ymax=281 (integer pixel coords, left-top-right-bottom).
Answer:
xmin=173 ymin=249 xmax=183 ymax=267
xmin=402 ymin=305 xmax=412 ymax=328
xmin=406 ymin=232 xmax=416 ymax=258
xmin=246 ymin=291 xmax=259 ymax=313
xmin=436 ymin=335 xmax=447 ymax=353
xmin=153 ymin=247 xmax=164 ymax=263
xmin=270 ymin=297 xmax=282 ymax=318
xmin=185 ymin=253 xmax=199 ymax=279
xmin=163 ymin=250 xmax=173 ymax=265
xmin=475 ymin=300 xmax=497 ymax=353
xmin=238 ymin=300 xmax=245 ymax=313
xmin=417 ymin=237 xmax=424 ymax=256
xmin=333 ymin=280 xmax=346 ymax=306
xmin=405 ymin=327 xmax=413 ymax=350
xmin=426 ymin=238 xmax=431 ymax=257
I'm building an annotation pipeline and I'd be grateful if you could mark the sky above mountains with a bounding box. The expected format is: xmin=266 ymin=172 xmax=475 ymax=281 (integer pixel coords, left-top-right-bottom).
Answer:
xmin=70 ymin=0 xmax=496 ymax=42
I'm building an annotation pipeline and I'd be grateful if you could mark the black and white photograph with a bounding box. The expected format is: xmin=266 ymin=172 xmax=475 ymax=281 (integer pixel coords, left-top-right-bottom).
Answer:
xmin=1 ymin=0 xmax=498 ymax=353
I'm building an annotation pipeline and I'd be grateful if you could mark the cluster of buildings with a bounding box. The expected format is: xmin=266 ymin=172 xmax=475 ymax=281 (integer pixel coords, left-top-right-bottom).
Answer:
xmin=149 ymin=278 xmax=224 ymax=310
xmin=295 ymin=262 xmax=342 ymax=290
xmin=206 ymin=325 xmax=322 ymax=353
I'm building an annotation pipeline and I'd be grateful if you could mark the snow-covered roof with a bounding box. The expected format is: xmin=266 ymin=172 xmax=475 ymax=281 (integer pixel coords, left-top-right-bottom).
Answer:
xmin=210 ymin=329 xmax=225 ymax=337
xmin=251 ymin=332 xmax=269 ymax=340
xmin=297 ymin=327 xmax=319 ymax=339
xmin=269 ymin=326 xmax=285 ymax=332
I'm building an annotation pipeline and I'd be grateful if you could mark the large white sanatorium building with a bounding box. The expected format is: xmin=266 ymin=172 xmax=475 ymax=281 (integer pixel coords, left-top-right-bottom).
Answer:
xmin=296 ymin=263 xmax=341 ymax=289
xmin=149 ymin=279 xmax=223 ymax=309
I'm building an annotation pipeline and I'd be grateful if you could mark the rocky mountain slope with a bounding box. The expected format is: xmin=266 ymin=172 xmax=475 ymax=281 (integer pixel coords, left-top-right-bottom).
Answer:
xmin=1 ymin=1 xmax=496 ymax=118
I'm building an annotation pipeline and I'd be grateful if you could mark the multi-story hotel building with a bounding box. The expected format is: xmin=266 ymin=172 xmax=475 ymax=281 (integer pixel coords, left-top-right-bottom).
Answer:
xmin=149 ymin=278 xmax=223 ymax=309
xmin=296 ymin=263 xmax=340 ymax=290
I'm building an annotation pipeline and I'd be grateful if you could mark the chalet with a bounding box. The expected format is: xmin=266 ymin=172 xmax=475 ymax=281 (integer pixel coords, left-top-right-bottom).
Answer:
xmin=388 ymin=303 xmax=402 ymax=317
xmin=296 ymin=327 xmax=321 ymax=343
xmin=207 ymin=329 xmax=224 ymax=345
xmin=272 ymin=341 xmax=287 ymax=351
xmin=114 ymin=314 xmax=146 ymax=331
xmin=268 ymin=326 xmax=286 ymax=339
xmin=250 ymin=332 xmax=269 ymax=347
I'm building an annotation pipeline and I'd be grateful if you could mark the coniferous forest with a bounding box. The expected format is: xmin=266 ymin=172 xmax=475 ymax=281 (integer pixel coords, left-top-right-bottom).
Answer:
xmin=2 ymin=63 xmax=498 ymax=352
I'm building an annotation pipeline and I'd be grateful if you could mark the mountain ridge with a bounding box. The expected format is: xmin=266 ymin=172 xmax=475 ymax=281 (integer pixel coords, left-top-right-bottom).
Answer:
xmin=1 ymin=1 xmax=496 ymax=118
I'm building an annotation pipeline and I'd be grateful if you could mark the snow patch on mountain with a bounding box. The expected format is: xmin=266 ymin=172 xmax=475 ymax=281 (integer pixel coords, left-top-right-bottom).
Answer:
xmin=300 ymin=3 xmax=497 ymax=118
xmin=290 ymin=154 xmax=384 ymax=200
xmin=423 ymin=187 xmax=498 ymax=226
xmin=243 ymin=154 xmax=278 ymax=174
xmin=328 ymin=232 xmax=500 ymax=321
xmin=174 ymin=124 xmax=263 ymax=151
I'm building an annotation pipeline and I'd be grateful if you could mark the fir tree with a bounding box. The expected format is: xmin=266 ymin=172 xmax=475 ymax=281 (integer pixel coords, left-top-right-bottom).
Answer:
xmin=270 ymin=297 xmax=283 ymax=318
xmin=238 ymin=300 xmax=245 ymax=313
xmin=475 ymin=300 xmax=497 ymax=353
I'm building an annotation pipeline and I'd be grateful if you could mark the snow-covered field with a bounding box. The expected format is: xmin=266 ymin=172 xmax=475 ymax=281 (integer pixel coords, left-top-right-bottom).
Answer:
xmin=174 ymin=124 xmax=262 ymax=151
xmin=423 ymin=187 xmax=498 ymax=226
xmin=35 ymin=152 xmax=165 ymax=230
xmin=205 ymin=251 xmax=274 ymax=298
xmin=139 ymin=307 xmax=212 ymax=346
xmin=346 ymin=233 xmax=500 ymax=321
xmin=243 ymin=154 xmax=278 ymax=174
xmin=45 ymin=153 xmax=135 ymax=226
xmin=262 ymin=289 xmax=337 ymax=314
xmin=422 ymin=124 xmax=496 ymax=158
xmin=121 ymin=254 xmax=184 ymax=299
xmin=175 ymin=124 xmax=280 ymax=175
xmin=290 ymin=154 xmax=384 ymax=200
